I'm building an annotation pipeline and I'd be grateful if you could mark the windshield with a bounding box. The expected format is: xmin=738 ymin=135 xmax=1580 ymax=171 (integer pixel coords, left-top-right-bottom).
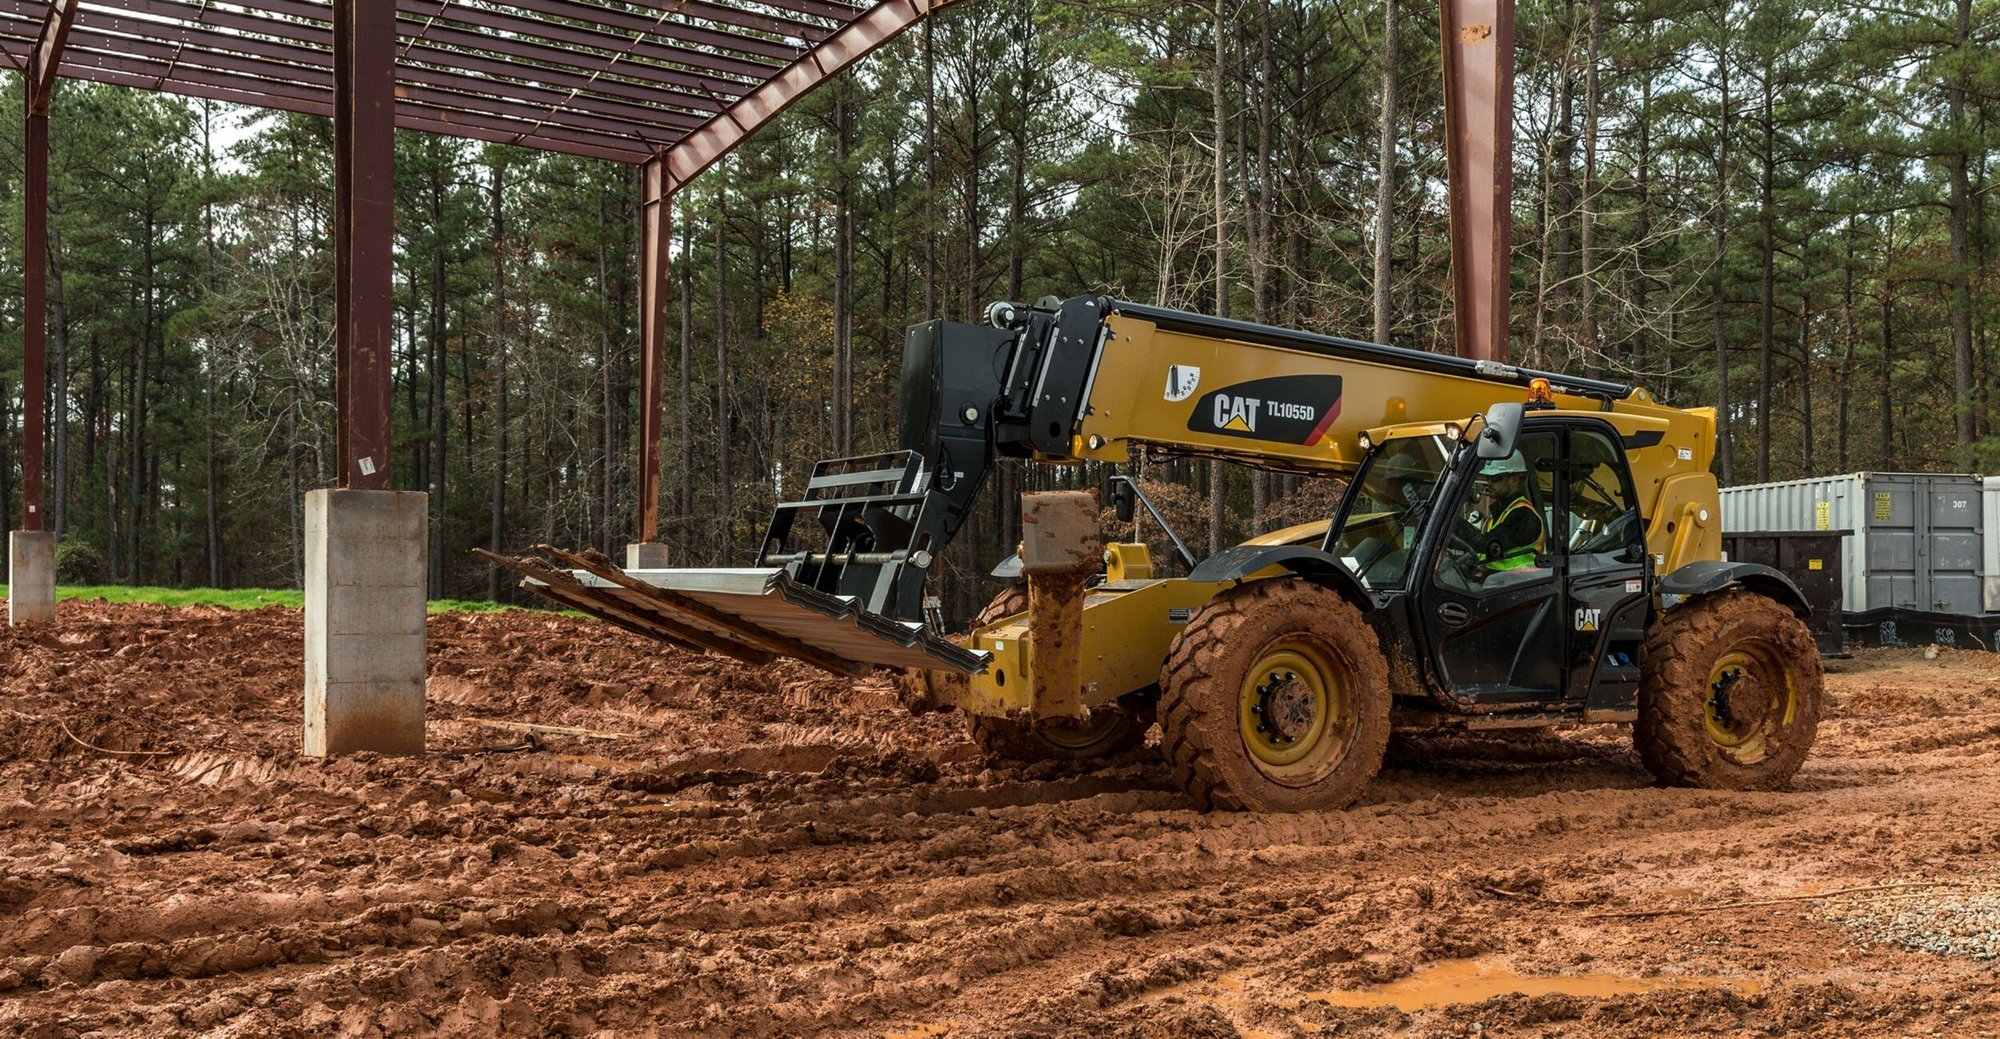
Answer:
xmin=1328 ymin=435 xmax=1451 ymax=588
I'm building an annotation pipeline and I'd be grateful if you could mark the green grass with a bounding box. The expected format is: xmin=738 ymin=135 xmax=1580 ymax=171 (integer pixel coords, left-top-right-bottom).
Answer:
xmin=0 ymin=584 xmax=518 ymax=614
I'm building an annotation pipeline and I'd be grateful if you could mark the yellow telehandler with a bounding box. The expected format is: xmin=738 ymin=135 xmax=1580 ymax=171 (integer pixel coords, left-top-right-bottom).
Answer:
xmin=489 ymin=295 xmax=1822 ymax=812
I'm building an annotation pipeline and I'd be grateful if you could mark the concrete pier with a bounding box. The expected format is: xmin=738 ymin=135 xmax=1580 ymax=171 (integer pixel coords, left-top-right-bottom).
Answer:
xmin=7 ymin=531 xmax=56 ymax=626
xmin=625 ymin=542 xmax=670 ymax=570
xmin=303 ymin=489 xmax=427 ymax=757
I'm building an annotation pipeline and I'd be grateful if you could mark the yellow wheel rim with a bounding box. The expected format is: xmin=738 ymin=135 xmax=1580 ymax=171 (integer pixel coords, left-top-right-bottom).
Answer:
xmin=1236 ymin=640 xmax=1355 ymax=786
xmin=1704 ymin=646 xmax=1799 ymax=765
xmin=1037 ymin=710 xmax=1128 ymax=752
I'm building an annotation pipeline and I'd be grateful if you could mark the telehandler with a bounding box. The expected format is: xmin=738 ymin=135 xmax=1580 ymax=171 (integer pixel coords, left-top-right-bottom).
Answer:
xmin=490 ymin=295 xmax=1823 ymax=813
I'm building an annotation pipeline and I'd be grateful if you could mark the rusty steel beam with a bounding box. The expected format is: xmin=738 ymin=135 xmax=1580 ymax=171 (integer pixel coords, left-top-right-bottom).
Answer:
xmin=64 ymin=14 xmax=708 ymax=138
xmin=18 ymin=0 xmax=76 ymax=532
xmin=219 ymin=0 xmax=760 ymax=98
xmin=67 ymin=62 xmax=653 ymax=163
xmin=1440 ymin=0 xmax=1515 ymax=363
xmin=468 ymin=0 xmax=812 ymax=63
xmin=637 ymin=157 xmax=671 ymax=543
xmin=100 ymin=0 xmax=730 ymax=116
xmin=29 ymin=0 xmax=74 ymax=105
xmin=20 ymin=97 xmax=46 ymax=531
xmin=58 ymin=28 xmax=690 ymax=148
xmin=332 ymin=0 xmax=394 ymax=490
xmin=632 ymin=1 xmax=962 ymax=539
xmin=403 ymin=3 xmax=782 ymax=82
xmin=57 ymin=46 xmax=658 ymax=162
xmin=651 ymin=0 xmax=965 ymax=197
xmin=757 ymin=0 xmax=869 ymax=20
xmin=509 ymin=0 xmax=836 ymax=48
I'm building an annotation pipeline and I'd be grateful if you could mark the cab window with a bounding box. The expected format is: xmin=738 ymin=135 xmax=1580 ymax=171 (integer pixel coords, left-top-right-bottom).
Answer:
xmin=1564 ymin=428 xmax=1645 ymax=565
xmin=1329 ymin=435 xmax=1449 ymax=588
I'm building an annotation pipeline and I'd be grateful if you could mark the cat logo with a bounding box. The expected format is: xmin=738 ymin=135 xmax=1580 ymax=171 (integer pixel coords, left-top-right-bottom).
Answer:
xmin=1574 ymin=607 xmax=1602 ymax=632
xmin=1163 ymin=364 xmax=1202 ymax=402
xmin=1186 ymin=374 xmax=1342 ymax=445
xmin=1213 ymin=394 xmax=1261 ymax=433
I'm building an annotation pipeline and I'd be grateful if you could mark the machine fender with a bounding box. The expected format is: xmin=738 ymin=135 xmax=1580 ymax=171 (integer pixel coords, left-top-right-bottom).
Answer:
xmin=1186 ymin=545 xmax=1369 ymax=606
xmin=1658 ymin=560 xmax=1809 ymax=617
xmin=990 ymin=553 xmax=1024 ymax=580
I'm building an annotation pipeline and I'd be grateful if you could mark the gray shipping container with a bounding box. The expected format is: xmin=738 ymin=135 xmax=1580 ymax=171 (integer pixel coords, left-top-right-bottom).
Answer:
xmin=1719 ymin=473 xmax=1987 ymax=616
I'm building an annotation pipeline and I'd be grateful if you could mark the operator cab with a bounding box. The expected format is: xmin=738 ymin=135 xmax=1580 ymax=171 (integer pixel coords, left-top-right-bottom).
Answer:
xmin=1328 ymin=407 xmax=1653 ymax=718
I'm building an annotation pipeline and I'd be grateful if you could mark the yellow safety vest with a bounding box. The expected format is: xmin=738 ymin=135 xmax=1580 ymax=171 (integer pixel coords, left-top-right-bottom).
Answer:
xmin=1484 ymin=496 xmax=1546 ymax=571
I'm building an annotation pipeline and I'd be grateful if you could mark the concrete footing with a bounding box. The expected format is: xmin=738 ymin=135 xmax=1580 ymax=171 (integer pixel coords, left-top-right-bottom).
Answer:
xmin=625 ymin=542 xmax=670 ymax=570
xmin=8 ymin=531 xmax=56 ymax=626
xmin=304 ymin=489 xmax=428 ymax=757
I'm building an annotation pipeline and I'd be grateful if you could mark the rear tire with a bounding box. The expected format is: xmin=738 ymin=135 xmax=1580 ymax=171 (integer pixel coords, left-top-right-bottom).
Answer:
xmin=1636 ymin=590 xmax=1822 ymax=789
xmin=958 ymin=586 xmax=1148 ymax=763
xmin=1159 ymin=579 xmax=1390 ymax=812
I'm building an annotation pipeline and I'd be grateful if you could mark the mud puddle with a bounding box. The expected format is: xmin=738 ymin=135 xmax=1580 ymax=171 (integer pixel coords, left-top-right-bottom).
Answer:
xmin=1305 ymin=957 xmax=1761 ymax=1009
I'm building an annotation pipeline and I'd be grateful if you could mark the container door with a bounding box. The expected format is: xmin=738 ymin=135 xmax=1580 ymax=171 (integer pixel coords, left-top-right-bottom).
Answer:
xmin=1864 ymin=478 xmax=1919 ymax=610
xmin=1986 ymin=478 xmax=2000 ymax=613
xmin=1923 ymin=479 xmax=1983 ymax=614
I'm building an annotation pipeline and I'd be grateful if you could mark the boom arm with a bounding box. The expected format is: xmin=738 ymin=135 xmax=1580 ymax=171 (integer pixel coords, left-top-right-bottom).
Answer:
xmin=760 ymin=295 xmax=1705 ymax=624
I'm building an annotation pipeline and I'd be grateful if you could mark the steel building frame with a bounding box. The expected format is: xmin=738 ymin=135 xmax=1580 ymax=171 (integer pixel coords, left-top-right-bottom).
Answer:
xmin=6 ymin=0 xmax=961 ymax=541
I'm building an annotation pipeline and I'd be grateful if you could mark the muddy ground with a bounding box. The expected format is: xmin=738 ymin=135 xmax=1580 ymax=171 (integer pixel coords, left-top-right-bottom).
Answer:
xmin=3 ymin=600 xmax=1999 ymax=1038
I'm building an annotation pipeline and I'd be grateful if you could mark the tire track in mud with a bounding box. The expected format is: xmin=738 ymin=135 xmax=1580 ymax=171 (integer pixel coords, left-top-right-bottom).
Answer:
xmin=6 ymin=607 xmax=2000 ymax=1037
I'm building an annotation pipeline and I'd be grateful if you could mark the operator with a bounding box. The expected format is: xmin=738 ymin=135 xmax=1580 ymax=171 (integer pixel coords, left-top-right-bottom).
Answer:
xmin=1475 ymin=455 xmax=1546 ymax=573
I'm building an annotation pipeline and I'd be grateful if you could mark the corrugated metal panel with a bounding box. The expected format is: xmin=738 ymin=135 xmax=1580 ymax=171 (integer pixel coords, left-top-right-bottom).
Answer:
xmin=570 ymin=566 xmax=990 ymax=674
xmin=1719 ymin=472 xmax=1988 ymax=615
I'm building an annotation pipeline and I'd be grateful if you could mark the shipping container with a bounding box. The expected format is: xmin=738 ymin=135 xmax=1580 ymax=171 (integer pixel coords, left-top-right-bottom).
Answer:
xmin=1718 ymin=473 xmax=1987 ymax=616
xmin=1720 ymin=531 xmax=1844 ymax=653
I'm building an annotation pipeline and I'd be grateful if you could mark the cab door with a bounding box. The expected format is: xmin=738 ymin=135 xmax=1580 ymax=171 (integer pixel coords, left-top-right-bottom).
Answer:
xmin=1557 ymin=426 xmax=1652 ymax=712
xmin=1418 ymin=429 xmax=1565 ymax=704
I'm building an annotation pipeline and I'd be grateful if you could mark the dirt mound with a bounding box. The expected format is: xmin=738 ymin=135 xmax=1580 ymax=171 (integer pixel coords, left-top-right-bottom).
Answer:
xmin=3 ymin=607 xmax=2000 ymax=1037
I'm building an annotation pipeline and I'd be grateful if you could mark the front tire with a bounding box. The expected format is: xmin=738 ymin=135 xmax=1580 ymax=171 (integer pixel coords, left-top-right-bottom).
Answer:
xmin=957 ymin=586 xmax=1149 ymax=763
xmin=1636 ymin=590 xmax=1822 ymax=789
xmin=967 ymin=709 xmax=1148 ymax=762
xmin=1159 ymin=579 xmax=1390 ymax=812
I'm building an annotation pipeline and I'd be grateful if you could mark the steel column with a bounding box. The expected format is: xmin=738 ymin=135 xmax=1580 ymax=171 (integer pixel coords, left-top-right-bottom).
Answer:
xmin=332 ymin=0 xmax=394 ymax=490
xmin=1439 ymin=0 xmax=1515 ymax=363
xmin=20 ymin=96 xmax=44 ymax=531
xmin=637 ymin=157 xmax=671 ymax=544
xmin=18 ymin=0 xmax=75 ymax=532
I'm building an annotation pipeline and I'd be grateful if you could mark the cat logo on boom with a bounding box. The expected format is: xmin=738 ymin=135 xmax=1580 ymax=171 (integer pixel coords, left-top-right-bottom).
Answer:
xmin=1187 ymin=374 xmax=1343 ymax=446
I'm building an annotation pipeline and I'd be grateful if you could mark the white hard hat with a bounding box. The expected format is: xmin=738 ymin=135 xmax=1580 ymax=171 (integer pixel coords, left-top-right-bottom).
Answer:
xmin=1486 ymin=454 xmax=1528 ymax=476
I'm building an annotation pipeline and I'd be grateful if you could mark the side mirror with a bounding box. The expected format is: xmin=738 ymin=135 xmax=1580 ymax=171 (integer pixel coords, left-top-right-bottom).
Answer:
xmin=1476 ymin=402 xmax=1526 ymax=460
xmin=1110 ymin=478 xmax=1136 ymax=523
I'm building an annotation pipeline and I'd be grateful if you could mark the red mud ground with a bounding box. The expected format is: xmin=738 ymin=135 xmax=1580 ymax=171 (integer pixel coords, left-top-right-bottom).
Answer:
xmin=3 ymin=600 xmax=2000 ymax=1038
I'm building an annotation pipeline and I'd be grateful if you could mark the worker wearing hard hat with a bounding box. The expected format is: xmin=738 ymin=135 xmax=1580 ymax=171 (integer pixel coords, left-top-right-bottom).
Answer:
xmin=1475 ymin=453 xmax=1545 ymax=573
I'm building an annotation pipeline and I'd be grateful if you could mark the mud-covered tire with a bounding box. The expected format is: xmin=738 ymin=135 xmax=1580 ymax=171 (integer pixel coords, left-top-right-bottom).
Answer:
xmin=966 ymin=709 xmax=1148 ymax=762
xmin=952 ymin=586 xmax=1149 ymax=763
xmin=1636 ymin=590 xmax=1822 ymax=790
xmin=1159 ymin=579 xmax=1390 ymax=812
